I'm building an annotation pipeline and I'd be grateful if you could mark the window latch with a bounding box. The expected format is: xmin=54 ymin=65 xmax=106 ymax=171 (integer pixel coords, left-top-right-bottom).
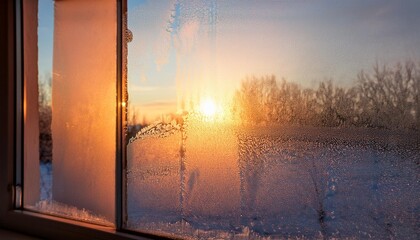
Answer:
xmin=13 ymin=184 xmax=22 ymax=209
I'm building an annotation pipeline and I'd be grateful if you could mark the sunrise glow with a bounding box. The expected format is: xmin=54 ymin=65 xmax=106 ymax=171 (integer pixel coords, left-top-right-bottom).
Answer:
xmin=200 ymin=99 xmax=217 ymax=118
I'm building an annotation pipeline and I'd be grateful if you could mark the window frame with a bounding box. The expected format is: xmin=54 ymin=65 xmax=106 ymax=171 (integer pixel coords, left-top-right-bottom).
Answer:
xmin=0 ymin=0 xmax=171 ymax=239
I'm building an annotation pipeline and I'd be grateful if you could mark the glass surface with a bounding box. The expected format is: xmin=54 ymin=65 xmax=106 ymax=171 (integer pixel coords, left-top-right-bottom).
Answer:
xmin=126 ymin=1 xmax=420 ymax=239
xmin=23 ymin=0 xmax=117 ymax=226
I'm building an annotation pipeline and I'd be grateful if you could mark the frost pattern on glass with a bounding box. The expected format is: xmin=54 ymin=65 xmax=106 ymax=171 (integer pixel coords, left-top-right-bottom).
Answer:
xmin=126 ymin=0 xmax=420 ymax=239
xmin=27 ymin=200 xmax=113 ymax=227
xmin=128 ymin=124 xmax=419 ymax=238
xmin=127 ymin=121 xmax=183 ymax=225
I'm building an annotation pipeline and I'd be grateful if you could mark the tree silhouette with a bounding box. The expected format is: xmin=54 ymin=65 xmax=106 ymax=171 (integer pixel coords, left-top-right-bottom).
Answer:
xmin=39 ymin=75 xmax=52 ymax=163
xmin=234 ymin=61 xmax=420 ymax=130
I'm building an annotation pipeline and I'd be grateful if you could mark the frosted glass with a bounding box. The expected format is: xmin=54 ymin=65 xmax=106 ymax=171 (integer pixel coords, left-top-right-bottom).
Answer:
xmin=126 ymin=1 xmax=420 ymax=239
xmin=51 ymin=0 xmax=117 ymax=223
xmin=22 ymin=0 xmax=117 ymax=226
xmin=127 ymin=130 xmax=181 ymax=222
xmin=182 ymin=119 xmax=240 ymax=221
xmin=127 ymin=118 xmax=240 ymax=224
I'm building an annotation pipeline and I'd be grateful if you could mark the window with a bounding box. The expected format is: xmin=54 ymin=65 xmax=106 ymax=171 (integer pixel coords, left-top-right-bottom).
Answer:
xmin=23 ymin=0 xmax=117 ymax=225
xmin=1 ymin=0 xmax=419 ymax=239
xmin=0 ymin=0 xmax=129 ymax=239
xmin=125 ymin=1 xmax=419 ymax=239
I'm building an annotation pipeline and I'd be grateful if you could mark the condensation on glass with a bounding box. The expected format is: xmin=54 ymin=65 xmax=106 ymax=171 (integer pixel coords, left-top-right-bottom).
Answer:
xmin=126 ymin=1 xmax=419 ymax=239
xmin=23 ymin=0 xmax=117 ymax=226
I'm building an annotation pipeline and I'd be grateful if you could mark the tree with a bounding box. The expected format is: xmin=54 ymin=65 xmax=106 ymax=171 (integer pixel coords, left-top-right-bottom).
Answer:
xmin=39 ymin=75 xmax=52 ymax=163
xmin=232 ymin=60 xmax=419 ymax=130
xmin=357 ymin=62 xmax=417 ymax=129
xmin=233 ymin=76 xmax=268 ymax=124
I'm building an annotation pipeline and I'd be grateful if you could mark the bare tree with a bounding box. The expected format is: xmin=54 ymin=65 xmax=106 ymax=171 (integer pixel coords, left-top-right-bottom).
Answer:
xmin=233 ymin=61 xmax=419 ymax=130
xmin=233 ymin=76 xmax=267 ymax=124
xmin=315 ymin=80 xmax=355 ymax=127
xmin=357 ymin=62 xmax=417 ymax=129
xmin=406 ymin=63 xmax=420 ymax=130
xmin=39 ymin=75 xmax=52 ymax=163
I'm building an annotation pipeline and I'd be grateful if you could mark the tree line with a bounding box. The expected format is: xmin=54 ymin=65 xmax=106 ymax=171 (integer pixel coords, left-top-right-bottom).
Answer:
xmin=233 ymin=61 xmax=420 ymax=130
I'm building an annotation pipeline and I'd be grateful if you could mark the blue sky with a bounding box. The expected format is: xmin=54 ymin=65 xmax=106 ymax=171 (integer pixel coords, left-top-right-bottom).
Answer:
xmin=38 ymin=0 xmax=53 ymax=82
xmin=126 ymin=0 xmax=420 ymax=121
xmin=38 ymin=0 xmax=420 ymax=121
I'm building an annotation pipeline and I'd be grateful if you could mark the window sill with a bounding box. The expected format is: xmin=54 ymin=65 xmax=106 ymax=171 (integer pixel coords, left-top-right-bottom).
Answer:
xmin=0 ymin=209 xmax=154 ymax=240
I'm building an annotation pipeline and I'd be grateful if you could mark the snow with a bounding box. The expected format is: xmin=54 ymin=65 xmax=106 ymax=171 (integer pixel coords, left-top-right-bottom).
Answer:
xmin=126 ymin=122 xmax=419 ymax=239
xmin=35 ymin=123 xmax=419 ymax=238
xmin=40 ymin=162 xmax=52 ymax=201
xmin=29 ymin=163 xmax=113 ymax=227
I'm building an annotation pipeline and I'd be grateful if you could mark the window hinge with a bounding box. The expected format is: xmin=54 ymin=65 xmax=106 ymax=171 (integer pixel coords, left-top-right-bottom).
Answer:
xmin=13 ymin=184 xmax=22 ymax=209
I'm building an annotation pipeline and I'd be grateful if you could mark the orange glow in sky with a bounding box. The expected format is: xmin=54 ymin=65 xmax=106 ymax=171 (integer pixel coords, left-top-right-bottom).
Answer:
xmin=200 ymin=99 xmax=217 ymax=118
xmin=126 ymin=1 xmax=420 ymax=125
xmin=196 ymin=97 xmax=233 ymax=123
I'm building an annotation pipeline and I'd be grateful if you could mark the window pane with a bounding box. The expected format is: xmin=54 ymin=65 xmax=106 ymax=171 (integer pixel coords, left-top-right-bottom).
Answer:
xmin=126 ymin=1 xmax=420 ymax=239
xmin=23 ymin=0 xmax=117 ymax=226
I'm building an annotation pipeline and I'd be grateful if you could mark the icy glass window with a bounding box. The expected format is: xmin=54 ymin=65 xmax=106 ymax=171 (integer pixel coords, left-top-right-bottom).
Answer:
xmin=126 ymin=1 xmax=420 ymax=239
xmin=23 ymin=0 xmax=117 ymax=226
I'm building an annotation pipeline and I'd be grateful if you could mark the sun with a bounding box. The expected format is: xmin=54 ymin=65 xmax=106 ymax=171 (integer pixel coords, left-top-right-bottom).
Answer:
xmin=199 ymin=99 xmax=217 ymax=118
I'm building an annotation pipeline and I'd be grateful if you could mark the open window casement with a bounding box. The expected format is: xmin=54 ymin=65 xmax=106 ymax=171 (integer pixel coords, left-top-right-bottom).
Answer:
xmin=22 ymin=0 xmax=121 ymax=226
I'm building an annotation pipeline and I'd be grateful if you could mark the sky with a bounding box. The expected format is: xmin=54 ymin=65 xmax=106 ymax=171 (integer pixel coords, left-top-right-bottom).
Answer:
xmin=38 ymin=0 xmax=420 ymax=122
xmin=126 ymin=0 xmax=420 ymax=122
xmin=38 ymin=0 xmax=54 ymax=82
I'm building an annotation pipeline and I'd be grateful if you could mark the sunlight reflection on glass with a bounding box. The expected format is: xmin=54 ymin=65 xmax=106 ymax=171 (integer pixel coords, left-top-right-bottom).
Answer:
xmin=200 ymin=99 xmax=216 ymax=118
xmin=126 ymin=0 xmax=420 ymax=239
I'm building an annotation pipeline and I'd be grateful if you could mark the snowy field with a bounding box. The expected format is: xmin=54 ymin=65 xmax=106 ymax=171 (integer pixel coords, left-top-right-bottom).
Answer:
xmin=39 ymin=124 xmax=419 ymax=239
xmin=127 ymin=124 xmax=419 ymax=239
